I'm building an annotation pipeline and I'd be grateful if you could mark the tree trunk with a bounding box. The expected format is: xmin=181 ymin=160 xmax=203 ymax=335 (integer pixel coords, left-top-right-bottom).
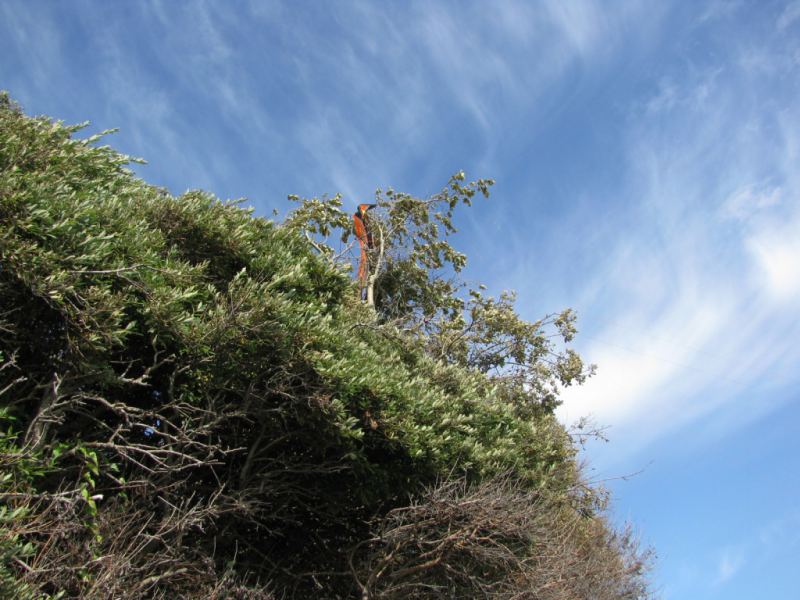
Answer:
xmin=365 ymin=223 xmax=384 ymax=308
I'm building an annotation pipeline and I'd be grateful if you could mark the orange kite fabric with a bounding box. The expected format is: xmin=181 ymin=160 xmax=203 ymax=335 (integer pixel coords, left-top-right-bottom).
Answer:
xmin=353 ymin=204 xmax=375 ymax=290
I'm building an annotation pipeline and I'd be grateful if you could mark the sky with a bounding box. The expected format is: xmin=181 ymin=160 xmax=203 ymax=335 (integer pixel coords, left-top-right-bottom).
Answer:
xmin=2 ymin=1 xmax=799 ymax=597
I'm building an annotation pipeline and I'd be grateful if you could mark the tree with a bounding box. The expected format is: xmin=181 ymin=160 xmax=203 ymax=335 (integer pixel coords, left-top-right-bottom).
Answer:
xmin=284 ymin=172 xmax=594 ymax=418
xmin=285 ymin=172 xmax=489 ymax=316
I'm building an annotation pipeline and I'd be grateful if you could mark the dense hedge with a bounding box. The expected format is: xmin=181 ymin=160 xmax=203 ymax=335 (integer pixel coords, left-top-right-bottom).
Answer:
xmin=0 ymin=94 xmax=651 ymax=599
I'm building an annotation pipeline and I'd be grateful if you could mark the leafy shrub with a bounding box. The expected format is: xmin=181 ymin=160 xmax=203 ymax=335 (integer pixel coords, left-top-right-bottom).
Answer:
xmin=0 ymin=93 xmax=652 ymax=598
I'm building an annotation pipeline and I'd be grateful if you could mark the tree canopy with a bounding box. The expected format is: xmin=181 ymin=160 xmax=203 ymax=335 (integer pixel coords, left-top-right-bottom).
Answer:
xmin=0 ymin=93 xmax=652 ymax=599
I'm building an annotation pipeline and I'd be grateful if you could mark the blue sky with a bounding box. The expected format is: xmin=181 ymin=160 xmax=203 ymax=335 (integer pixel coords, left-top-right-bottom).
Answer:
xmin=2 ymin=1 xmax=799 ymax=597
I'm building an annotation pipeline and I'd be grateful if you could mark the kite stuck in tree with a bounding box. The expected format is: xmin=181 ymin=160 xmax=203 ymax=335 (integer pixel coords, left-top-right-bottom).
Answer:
xmin=353 ymin=203 xmax=376 ymax=300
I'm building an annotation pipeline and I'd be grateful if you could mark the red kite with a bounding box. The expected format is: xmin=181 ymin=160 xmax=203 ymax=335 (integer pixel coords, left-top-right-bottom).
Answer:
xmin=353 ymin=203 xmax=376 ymax=297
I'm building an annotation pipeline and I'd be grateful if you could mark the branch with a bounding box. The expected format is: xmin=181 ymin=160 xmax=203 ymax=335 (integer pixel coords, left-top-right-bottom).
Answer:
xmin=365 ymin=221 xmax=385 ymax=308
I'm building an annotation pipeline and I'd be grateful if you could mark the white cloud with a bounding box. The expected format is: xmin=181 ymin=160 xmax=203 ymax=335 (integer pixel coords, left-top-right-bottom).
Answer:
xmin=555 ymin=27 xmax=800 ymax=465
xmin=714 ymin=545 xmax=746 ymax=585
xmin=777 ymin=1 xmax=800 ymax=30
xmin=543 ymin=0 xmax=606 ymax=59
xmin=645 ymin=78 xmax=679 ymax=114
xmin=721 ymin=184 xmax=781 ymax=221
xmin=0 ymin=2 xmax=64 ymax=95
xmin=757 ymin=509 xmax=800 ymax=549
xmin=557 ymin=275 xmax=737 ymax=446
xmin=272 ymin=0 xmax=660 ymax=204
xmin=747 ymin=222 xmax=800 ymax=302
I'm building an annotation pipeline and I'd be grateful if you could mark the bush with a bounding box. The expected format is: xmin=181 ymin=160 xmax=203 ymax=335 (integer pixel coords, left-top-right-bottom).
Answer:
xmin=0 ymin=93 xmax=652 ymax=598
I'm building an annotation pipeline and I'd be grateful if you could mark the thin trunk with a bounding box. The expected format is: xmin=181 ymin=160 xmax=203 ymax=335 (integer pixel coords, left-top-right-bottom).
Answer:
xmin=365 ymin=223 xmax=384 ymax=308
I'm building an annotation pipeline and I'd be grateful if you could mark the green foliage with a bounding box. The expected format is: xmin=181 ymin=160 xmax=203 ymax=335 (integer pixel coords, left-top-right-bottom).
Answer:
xmin=0 ymin=409 xmax=60 ymax=600
xmin=0 ymin=506 xmax=38 ymax=600
xmin=0 ymin=92 xmax=652 ymax=598
xmin=286 ymin=172 xmax=595 ymax=418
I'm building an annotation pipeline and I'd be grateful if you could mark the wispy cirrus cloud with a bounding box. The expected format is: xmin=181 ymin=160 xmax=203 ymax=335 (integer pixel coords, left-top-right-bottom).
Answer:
xmin=252 ymin=0 xmax=660 ymax=204
xmin=777 ymin=0 xmax=800 ymax=30
xmin=0 ymin=0 xmax=661 ymax=208
xmin=662 ymin=505 xmax=800 ymax=597
xmin=713 ymin=545 xmax=746 ymax=586
xmin=0 ymin=2 xmax=65 ymax=103
xmin=556 ymin=6 xmax=800 ymax=465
